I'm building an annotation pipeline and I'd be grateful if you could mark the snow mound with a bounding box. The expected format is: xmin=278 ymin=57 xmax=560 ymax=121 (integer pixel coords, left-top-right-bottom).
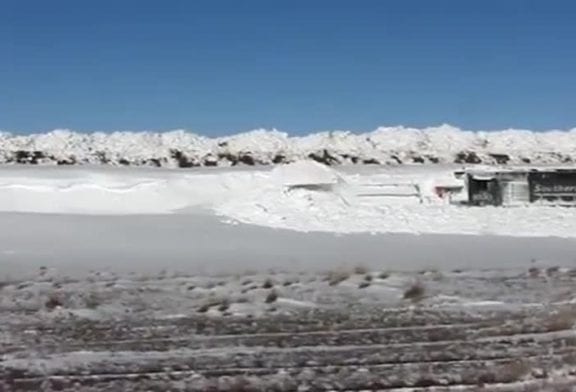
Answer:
xmin=271 ymin=160 xmax=341 ymax=187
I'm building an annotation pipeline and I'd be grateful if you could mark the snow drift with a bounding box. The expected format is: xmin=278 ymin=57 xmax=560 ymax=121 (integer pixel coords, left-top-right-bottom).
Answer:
xmin=3 ymin=165 xmax=576 ymax=238
xmin=2 ymin=125 xmax=576 ymax=167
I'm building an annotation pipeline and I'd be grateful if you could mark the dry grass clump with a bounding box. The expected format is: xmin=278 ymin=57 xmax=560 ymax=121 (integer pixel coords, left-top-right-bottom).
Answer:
xmin=326 ymin=270 xmax=351 ymax=286
xmin=84 ymin=292 xmax=102 ymax=309
xmin=403 ymin=281 xmax=426 ymax=302
xmin=204 ymin=281 xmax=217 ymax=290
xmin=217 ymin=299 xmax=230 ymax=312
xmin=528 ymin=267 xmax=540 ymax=278
xmin=16 ymin=282 xmax=31 ymax=290
xmin=265 ymin=290 xmax=278 ymax=304
xmin=225 ymin=376 xmax=254 ymax=392
xmin=45 ymin=292 xmax=65 ymax=310
xmin=475 ymin=360 xmax=531 ymax=387
xmin=476 ymin=372 xmax=497 ymax=386
xmin=546 ymin=266 xmax=560 ymax=277
xmin=413 ymin=376 xmax=437 ymax=388
xmin=262 ymin=278 xmax=274 ymax=289
xmin=358 ymin=281 xmax=371 ymax=289
xmin=544 ymin=308 xmax=576 ymax=332
xmin=419 ymin=268 xmax=444 ymax=281
xmin=497 ymin=360 xmax=531 ymax=383
xmin=353 ymin=265 xmax=369 ymax=275
xmin=198 ymin=298 xmax=230 ymax=313
xmin=241 ymin=284 xmax=260 ymax=294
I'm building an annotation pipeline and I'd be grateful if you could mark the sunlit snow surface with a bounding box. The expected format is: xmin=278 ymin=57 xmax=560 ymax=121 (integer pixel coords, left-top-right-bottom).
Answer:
xmin=1 ymin=163 xmax=575 ymax=237
xmin=1 ymin=164 xmax=576 ymax=280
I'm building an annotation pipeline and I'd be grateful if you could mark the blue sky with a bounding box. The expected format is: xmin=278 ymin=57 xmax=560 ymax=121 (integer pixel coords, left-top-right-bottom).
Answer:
xmin=1 ymin=0 xmax=576 ymax=135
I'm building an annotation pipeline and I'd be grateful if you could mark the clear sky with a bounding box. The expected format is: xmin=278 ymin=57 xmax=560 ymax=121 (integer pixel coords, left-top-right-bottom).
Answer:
xmin=1 ymin=0 xmax=576 ymax=135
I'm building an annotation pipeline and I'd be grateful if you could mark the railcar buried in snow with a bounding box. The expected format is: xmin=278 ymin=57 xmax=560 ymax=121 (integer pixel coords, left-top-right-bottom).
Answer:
xmin=454 ymin=168 xmax=576 ymax=206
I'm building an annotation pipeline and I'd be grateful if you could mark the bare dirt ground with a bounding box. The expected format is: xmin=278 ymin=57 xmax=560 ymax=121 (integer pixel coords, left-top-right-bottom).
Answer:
xmin=1 ymin=266 xmax=576 ymax=391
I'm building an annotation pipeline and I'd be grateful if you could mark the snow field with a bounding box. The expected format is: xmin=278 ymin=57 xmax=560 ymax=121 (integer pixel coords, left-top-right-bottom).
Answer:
xmin=1 ymin=163 xmax=576 ymax=238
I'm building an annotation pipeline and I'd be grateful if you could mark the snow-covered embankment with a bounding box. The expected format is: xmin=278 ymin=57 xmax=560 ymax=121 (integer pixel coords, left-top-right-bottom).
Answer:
xmin=2 ymin=125 xmax=576 ymax=167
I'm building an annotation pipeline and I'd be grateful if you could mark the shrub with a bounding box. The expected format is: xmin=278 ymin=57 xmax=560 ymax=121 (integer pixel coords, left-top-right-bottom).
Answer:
xmin=403 ymin=281 xmax=426 ymax=302
xmin=353 ymin=265 xmax=368 ymax=275
xmin=545 ymin=309 xmax=576 ymax=332
xmin=265 ymin=290 xmax=278 ymax=304
xmin=358 ymin=281 xmax=371 ymax=289
xmin=217 ymin=299 xmax=230 ymax=312
xmin=84 ymin=292 xmax=102 ymax=309
xmin=197 ymin=304 xmax=211 ymax=313
xmin=45 ymin=293 xmax=64 ymax=310
xmin=262 ymin=279 xmax=274 ymax=289
xmin=326 ymin=270 xmax=350 ymax=286
xmin=528 ymin=267 xmax=540 ymax=278
xmin=498 ymin=360 xmax=530 ymax=383
xmin=198 ymin=298 xmax=227 ymax=313
xmin=546 ymin=266 xmax=560 ymax=277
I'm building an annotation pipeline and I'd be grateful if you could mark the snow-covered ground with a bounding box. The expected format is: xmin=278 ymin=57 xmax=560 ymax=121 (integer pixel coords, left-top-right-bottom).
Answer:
xmin=3 ymin=264 xmax=576 ymax=391
xmin=0 ymin=163 xmax=576 ymax=280
xmin=4 ymin=211 xmax=576 ymax=280
xmin=1 ymin=163 xmax=576 ymax=238
xmin=2 ymin=125 xmax=576 ymax=166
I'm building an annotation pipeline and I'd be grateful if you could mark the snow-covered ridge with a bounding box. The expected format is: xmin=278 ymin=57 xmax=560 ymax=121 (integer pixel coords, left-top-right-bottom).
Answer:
xmin=1 ymin=124 xmax=576 ymax=167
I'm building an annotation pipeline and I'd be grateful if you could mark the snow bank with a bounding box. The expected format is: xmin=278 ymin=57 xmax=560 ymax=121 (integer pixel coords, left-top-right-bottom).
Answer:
xmin=272 ymin=160 xmax=341 ymax=186
xmin=219 ymin=195 xmax=576 ymax=238
xmin=2 ymin=125 xmax=576 ymax=167
xmin=0 ymin=167 xmax=269 ymax=215
xmin=2 ymin=165 xmax=576 ymax=238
